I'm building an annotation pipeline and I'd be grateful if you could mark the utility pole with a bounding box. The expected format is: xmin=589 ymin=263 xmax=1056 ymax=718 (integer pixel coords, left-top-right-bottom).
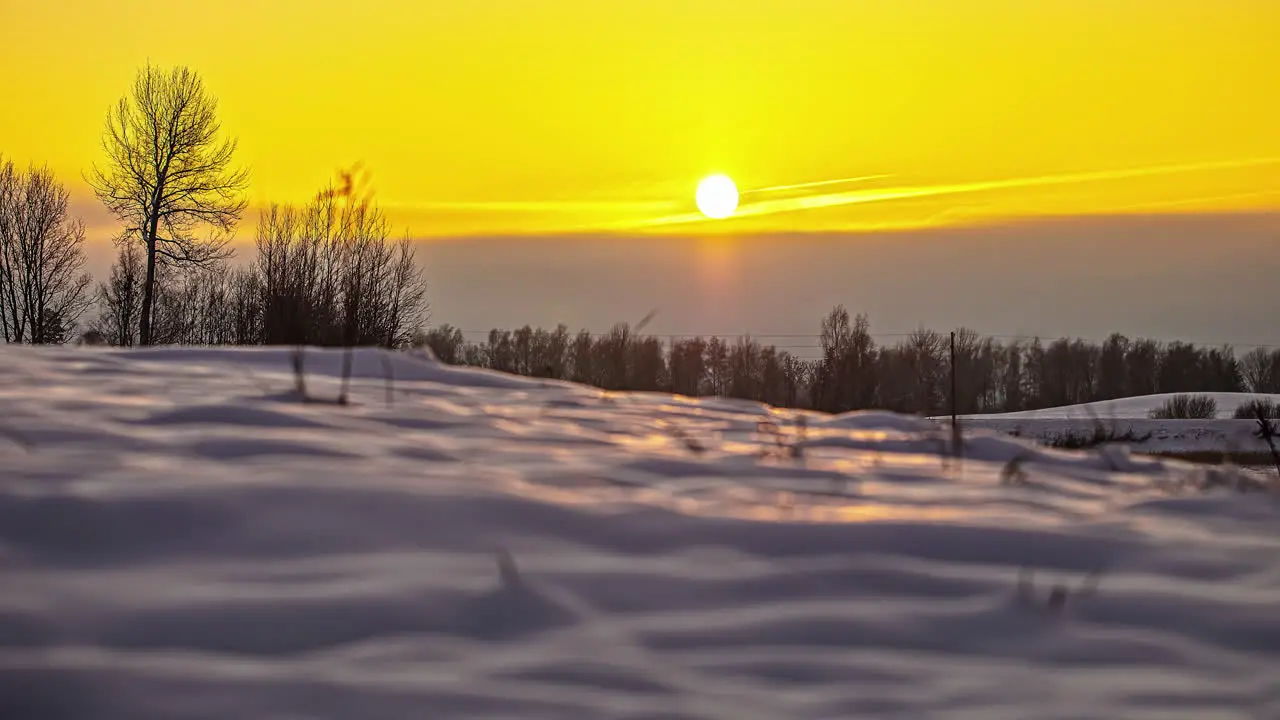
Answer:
xmin=950 ymin=331 xmax=958 ymax=435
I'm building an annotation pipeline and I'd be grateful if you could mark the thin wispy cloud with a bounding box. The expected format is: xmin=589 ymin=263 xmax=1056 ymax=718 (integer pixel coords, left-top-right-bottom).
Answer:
xmin=1107 ymin=189 xmax=1280 ymax=213
xmin=598 ymin=157 xmax=1280 ymax=231
xmin=741 ymin=174 xmax=891 ymax=196
xmin=388 ymin=176 xmax=887 ymax=222
xmin=396 ymin=199 xmax=682 ymax=214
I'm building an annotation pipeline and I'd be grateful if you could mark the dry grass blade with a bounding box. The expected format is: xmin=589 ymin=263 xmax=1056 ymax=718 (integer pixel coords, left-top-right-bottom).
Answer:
xmin=381 ymin=353 xmax=395 ymax=407
xmin=666 ymin=424 xmax=707 ymax=455
xmin=338 ymin=346 xmax=354 ymax=405
xmin=634 ymin=308 xmax=659 ymax=333
xmin=1001 ymin=454 xmax=1030 ymax=486
xmin=1017 ymin=566 xmax=1106 ymax=613
xmin=0 ymin=422 xmax=33 ymax=452
xmin=291 ymin=346 xmax=308 ymax=399
xmin=235 ymin=360 xmax=277 ymax=395
xmin=494 ymin=547 xmax=521 ymax=588
xmin=1077 ymin=566 xmax=1106 ymax=599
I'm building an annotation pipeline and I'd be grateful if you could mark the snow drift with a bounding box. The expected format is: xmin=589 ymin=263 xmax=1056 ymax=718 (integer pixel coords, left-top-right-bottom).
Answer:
xmin=1 ymin=346 xmax=1277 ymax=719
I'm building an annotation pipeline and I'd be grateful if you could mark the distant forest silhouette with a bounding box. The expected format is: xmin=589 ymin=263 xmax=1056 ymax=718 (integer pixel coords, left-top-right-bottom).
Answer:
xmin=419 ymin=313 xmax=1275 ymax=414
xmin=2 ymin=62 xmax=1277 ymax=416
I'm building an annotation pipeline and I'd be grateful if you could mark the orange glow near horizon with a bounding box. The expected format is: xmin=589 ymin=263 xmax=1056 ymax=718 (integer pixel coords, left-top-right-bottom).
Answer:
xmin=2 ymin=0 xmax=1278 ymax=241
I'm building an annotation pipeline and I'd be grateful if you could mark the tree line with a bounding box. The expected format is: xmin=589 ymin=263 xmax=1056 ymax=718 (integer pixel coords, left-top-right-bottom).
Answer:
xmin=1 ymin=62 xmax=429 ymax=350
xmin=87 ymin=182 xmax=428 ymax=348
xmin=419 ymin=309 xmax=1278 ymax=415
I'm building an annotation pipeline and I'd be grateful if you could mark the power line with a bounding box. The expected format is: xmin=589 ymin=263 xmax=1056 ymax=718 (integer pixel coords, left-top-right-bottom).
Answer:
xmin=448 ymin=328 xmax=1280 ymax=349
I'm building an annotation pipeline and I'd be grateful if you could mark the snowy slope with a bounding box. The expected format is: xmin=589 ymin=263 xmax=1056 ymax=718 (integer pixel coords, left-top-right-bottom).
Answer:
xmin=1 ymin=346 xmax=1278 ymax=719
xmin=956 ymin=417 xmax=1278 ymax=457
xmin=949 ymin=394 xmax=1280 ymax=456
xmin=966 ymin=393 xmax=1280 ymax=421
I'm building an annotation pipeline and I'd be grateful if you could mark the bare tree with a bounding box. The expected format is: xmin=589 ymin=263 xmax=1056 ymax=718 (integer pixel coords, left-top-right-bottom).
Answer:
xmin=91 ymin=242 xmax=145 ymax=346
xmin=419 ymin=324 xmax=466 ymax=364
xmin=703 ymin=336 xmax=730 ymax=396
xmin=253 ymin=180 xmax=429 ymax=348
xmin=905 ymin=327 xmax=946 ymax=414
xmin=0 ymin=159 xmax=92 ymax=343
xmin=87 ymin=63 xmax=248 ymax=345
xmin=383 ymin=234 xmax=429 ymax=347
xmin=668 ymin=336 xmax=707 ymax=396
xmin=0 ymin=155 xmax=17 ymax=341
xmin=1240 ymin=347 xmax=1275 ymax=394
xmin=570 ymin=330 xmax=595 ymax=385
xmin=948 ymin=327 xmax=982 ymax=414
xmin=814 ymin=306 xmax=877 ymax=412
xmin=1097 ymin=333 xmax=1130 ymax=400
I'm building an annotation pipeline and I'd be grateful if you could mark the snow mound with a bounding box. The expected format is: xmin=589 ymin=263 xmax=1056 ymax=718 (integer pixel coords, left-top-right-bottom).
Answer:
xmin=1 ymin=346 xmax=1278 ymax=718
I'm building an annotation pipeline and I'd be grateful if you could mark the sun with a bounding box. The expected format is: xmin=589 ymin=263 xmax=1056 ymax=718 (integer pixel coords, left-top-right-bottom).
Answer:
xmin=695 ymin=174 xmax=739 ymax=219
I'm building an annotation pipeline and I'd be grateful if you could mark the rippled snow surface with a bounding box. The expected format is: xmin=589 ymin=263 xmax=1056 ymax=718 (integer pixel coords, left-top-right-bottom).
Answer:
xmin=1 ymin=347 xmax=1278 ymax=719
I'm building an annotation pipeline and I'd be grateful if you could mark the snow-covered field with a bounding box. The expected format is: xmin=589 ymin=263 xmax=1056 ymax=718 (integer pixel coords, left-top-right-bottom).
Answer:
xmin=955 ymin=394 xmax=1280 ymax=458
xmin=2 ymin=346 xmax=1278 ymax=719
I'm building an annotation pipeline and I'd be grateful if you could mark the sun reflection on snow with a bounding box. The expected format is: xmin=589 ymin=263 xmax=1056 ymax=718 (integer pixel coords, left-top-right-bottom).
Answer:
xmin=491 ymin=473 xmax=967 ymax=525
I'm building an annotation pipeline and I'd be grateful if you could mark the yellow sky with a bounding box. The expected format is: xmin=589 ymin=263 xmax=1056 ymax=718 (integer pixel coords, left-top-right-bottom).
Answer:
xmin=2 ymin=0 xmax=1277 ymax=238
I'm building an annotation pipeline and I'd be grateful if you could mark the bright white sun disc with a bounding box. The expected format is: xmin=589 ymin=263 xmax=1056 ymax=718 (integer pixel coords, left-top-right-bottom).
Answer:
xmin=696 ymin=175 xmax=739 ymax=219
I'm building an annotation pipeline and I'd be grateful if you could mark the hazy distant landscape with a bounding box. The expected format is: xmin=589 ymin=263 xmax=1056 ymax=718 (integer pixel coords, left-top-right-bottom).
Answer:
xmin=71 ymin=211 xmax=1280 ymax=358
xmin=406 ymin=214 xmax=1279 ymax=348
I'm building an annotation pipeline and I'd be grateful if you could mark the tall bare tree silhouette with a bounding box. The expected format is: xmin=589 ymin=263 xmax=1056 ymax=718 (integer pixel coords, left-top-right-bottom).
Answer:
xmin=88 ymin=63 xmax=248 ymax=345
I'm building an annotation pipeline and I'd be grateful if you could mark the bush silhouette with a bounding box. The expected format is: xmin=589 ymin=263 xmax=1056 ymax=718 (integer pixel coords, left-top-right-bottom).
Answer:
xmin=1148 ymin=394 xmax=1218 ymax=419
